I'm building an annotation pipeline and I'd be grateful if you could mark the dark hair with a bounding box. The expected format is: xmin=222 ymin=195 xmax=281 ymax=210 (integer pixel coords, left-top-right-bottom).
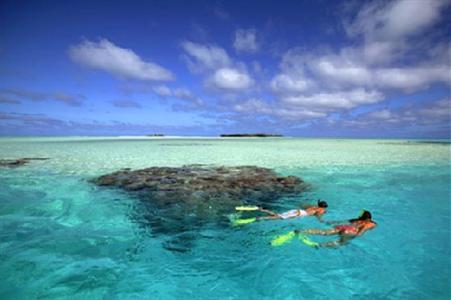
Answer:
xmin=317 ymin=199 xmax=328 ymax=208
xmin=349 ymin=210 xmax=372 ymax=222
xmin=360 ymin=210 xmax=372 ymax=220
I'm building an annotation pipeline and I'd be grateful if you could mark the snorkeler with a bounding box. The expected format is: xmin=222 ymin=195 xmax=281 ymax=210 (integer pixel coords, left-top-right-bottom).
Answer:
xmin=294 ymin=210 xmax=377 ymax=248
xmin=257 ymin=199 xmax=328 ymax=221
xmin=232 ymin=200 xmax=328 ymax=225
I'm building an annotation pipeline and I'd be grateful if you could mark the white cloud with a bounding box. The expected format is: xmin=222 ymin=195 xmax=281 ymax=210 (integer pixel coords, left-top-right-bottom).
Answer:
xmin=211 ymin=68 xmax=253 ymax=90
xmin=310 ymin=55 xmax=450 ymax=91
xmin=282 ymin=89 xmax=384 ymax=111
xmin=374 ymin=66 xmax=450 ymax=90
xmin=273 ymin=108 xmax=326 ymax=119
xmin=181 ymin=41 xmax=256 ymax=92
xmin=153 ymin=85 xmax=172 ymax=97
xmin=270 ymin=49 xmax=316 ymax=94
xmin=232 ymin=1 xmax=450 ymax=124
xmin=154 ymin=85 xmax=190 ymax=98
xmin=152 ymin=85 xmax=204 ymax=107
xmin=173 ymin=88 xmax=193 ymax=99
xmin=361 ymin=41 xmax=400 ymax=65
xmin=234 ymin=98 xmax=326 ymax=120
xmin=349 ymin=0 xmax=448 ymax=40
xmin=274 ymin=47 xmax=450 ymax=94
xmin=271 ymin=74 xmax=312 ymax=93
xmin=310 ymin=56 xmax=371 ymax=86
xmin=234 ymin=98 xmax=272 ymax=114
xmin=69 ymin=39 xmax=173 ymax=81
xmin=254 ymin=70 xmax=386 ymax=120
xmin=233 ymin=29 xmax=259 ymax=53
xmin=346 ymin=0 xmax=449 ymax=64
xmin=181 ymin=41 xmax=231 ymax=71
xmin=415 ymin=98 xmax=451 ymax=119
xmin=366 ymin=109 xmax=393 ymax=120
xmin=348 ymin=99 xmax=451 ymax=128
xmin=180 ymin=1 xmax=449 ymax=124
xmin=1 ymin=88 xmax=84 ymax=107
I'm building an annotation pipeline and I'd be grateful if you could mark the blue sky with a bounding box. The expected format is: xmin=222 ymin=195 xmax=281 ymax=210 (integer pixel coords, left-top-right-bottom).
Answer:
xmin=0 ymin=0 xmax=450 ymax=137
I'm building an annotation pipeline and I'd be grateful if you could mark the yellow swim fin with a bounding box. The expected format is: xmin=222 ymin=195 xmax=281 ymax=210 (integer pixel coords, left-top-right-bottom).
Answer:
xmin=232 ymin=217 xmax=257 ymax=226
xmin=235 ymin=206 xmax=259 ymax=211
xmin=271 ymin=231 xmax=296 ymax=247
xmin=299 ymin=234 xmax=319 ymax=248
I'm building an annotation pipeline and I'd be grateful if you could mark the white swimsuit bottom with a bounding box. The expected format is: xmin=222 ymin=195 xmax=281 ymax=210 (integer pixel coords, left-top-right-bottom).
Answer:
xmin=278 ymin=209 xmax=308 ymax=219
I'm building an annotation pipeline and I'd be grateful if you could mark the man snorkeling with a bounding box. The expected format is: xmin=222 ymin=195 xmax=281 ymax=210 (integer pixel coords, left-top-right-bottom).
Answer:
xmin=294 ymin=210 xmax=377 ymax=248
xmin=257 ymin=199 xmax=328 ymax=221
xmin=233 ymin=200 xmax=328 ymax=225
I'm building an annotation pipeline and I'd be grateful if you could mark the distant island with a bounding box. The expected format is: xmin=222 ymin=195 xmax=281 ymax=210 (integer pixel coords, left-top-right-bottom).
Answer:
xmin=220 ymin=133 xmax=283 ymax=137
xmin=146 ymin=134 xmax=165 ymax=137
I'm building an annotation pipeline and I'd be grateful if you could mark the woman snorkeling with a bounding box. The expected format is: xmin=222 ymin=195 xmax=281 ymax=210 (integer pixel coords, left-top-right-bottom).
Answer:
xmin=294 ymin=210 xmax=377 ymax=248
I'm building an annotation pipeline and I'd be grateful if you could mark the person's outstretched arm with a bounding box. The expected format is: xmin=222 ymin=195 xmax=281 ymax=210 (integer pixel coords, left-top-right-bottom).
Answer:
xmin=318 ymin=236 xmax=352 ymax=248
xmin=315 ymin=211 xmax=322 ymax=221
xmin=295 ymin=228 xmax=339 ymax=236
xmin=318 ymin=218 xmax=351 ymax=225
xmin=318 ymin=240 xmax=341 ymax=248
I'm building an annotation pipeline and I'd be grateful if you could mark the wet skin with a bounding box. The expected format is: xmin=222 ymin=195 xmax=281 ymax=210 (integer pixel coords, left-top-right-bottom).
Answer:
xmin=257 ymin=205 xmax=326 ymax=221
xmin=296 ymin=219 xmax=377 ymax=248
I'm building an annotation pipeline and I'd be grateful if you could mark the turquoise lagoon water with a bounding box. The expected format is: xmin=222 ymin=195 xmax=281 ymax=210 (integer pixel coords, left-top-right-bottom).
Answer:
xmin=0 ymin=137 xmax=449 ymax=299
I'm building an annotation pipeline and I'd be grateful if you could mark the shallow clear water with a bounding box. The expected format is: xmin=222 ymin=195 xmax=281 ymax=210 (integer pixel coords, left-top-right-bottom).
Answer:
xmin=0 ymin=137 xmax=450 ymax=299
